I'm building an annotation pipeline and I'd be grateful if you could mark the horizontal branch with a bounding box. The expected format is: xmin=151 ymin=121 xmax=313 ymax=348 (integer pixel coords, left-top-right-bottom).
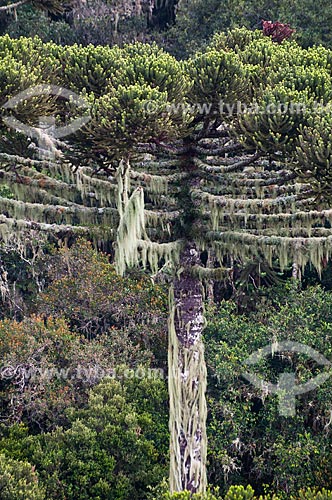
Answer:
xmin=192 ymin=188 xmax=315 ymax=214
xmin=130 ymin=169 xmax=188 ymax=187
xmin=210 ymin=231 xmax=332 ymax=247
xmin=134 ymin=159 xmax=181 ymax=170
xmin=136 ymin=143 xmax=188 ymax=156
xmin=2 ymin=162 xmax=118 ymax=207
xmin=0 ymin=196 xmax=119 ymax=227
xmin=0 ymin=0 xmax=28 ymax=11
xmin=205 ymin=208 xmax=332 ymax=227
xmin=210 ymin=231 xmax=332 ymax=274
xmin=0 ymin=153 xmax=55 ymax=168
xmin=0 ymin=169 xmax=81 ymax=202
xmin=145 ymin=209 xmax=180 ymax=223
xmin=194 ymin=143 xmax=242 ymax=156
xmin=202 ymin=182 xmax=307 ymax=198
xmin=234 ymin=227 xmax=332 ymax=237
xmin=222 ymin=169 xmax=294 ymax=181
xmin=225 ymin=173 xmax=298 ymax=187
xmin=0 ymin=214 xmax=114 ymax=240
xmin=194 ymin=153 xmax=260 ymax=174
xmin=190 ymin=265 xmax=231 ymax=280
xmin=0 ymin=178 xmax=82 ymax=208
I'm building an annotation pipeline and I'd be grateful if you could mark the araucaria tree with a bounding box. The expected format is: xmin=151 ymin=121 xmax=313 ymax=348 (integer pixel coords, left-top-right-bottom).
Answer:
xmin=1 ymin=29 xmax=332 ymax=494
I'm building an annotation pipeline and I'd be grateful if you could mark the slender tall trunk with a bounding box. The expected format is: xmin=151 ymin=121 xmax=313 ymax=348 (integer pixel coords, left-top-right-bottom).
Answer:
xmin=292 ymin=262 xmax=301 ymax=280
xmin=168 ymin=244 xmax=207 ymax=494
xmin=206 ymin=249 xmax=216 ymax=305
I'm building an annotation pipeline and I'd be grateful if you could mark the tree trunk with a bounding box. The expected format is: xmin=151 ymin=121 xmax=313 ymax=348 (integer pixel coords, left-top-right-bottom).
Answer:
xmin=292 ymin=262 xmax=301 ymax=280
xmin=168 ymin=244 xmax=207 ymax=494
xmin=149 ymin=0 xmax=179 ymax=29
xmin=205 ymin=249 xmax=216 ymax=305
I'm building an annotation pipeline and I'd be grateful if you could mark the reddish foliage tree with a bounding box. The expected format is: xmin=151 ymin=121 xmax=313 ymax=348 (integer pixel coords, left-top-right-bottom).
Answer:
xmin=262 ymin=20 xmax=295 ymax=43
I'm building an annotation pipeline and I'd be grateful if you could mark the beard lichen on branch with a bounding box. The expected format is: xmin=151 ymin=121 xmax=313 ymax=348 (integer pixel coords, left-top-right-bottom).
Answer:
xmin=75 ymin=167 xmax=118 ymax=207
xmin=0 ymin=196 xmax=119 ymax=226
xmin=0 ymin=214 xmax=112 ymax=246
xmin=115 ymin=159 xmax=182 ymax=276
xmin=115 ymin=159 xmax=146 ymax=275
xmin=168 ymin=282 xmax=207 ymax=494
xmin=184 ymin=141 xmax=332 ymax=276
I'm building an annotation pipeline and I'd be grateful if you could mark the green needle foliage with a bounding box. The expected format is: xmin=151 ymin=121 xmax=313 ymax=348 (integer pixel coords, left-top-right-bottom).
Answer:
xmin=0 ymin=453 xmax=45 ymax=499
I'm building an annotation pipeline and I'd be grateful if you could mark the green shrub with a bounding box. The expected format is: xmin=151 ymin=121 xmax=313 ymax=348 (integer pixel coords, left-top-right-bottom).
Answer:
xmin=38 ymin=239 xmax=168 ymax=365
xmin=295 ymin=489 xmax=332 ymax=499
xmin=0 ymin=313 xmax=152 ymax=430
xmin=205 ymin=285 xmax=332 ymax=497
xmin=147 ymin=478 xmax=222 ymax=499
xmin=0 ymin=453 xmax=45 ymax=499
xmin=224 ymin=485 xmax=255 ymax=499
xmin=3 ymin=373 xmax=169 ymax=500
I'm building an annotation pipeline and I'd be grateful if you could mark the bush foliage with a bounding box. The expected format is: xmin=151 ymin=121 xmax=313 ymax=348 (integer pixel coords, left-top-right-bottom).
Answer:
xmin=205 ymin=285 xmax=332 ymax=497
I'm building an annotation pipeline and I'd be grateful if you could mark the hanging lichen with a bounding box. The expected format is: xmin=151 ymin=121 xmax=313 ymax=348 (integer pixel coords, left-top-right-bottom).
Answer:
xmin=0 ymin=196 xmax=119 ymax=227
xmin=115 ymin=159 xmax=182 ymax=275
xmin=115 ymin=159 xmax=146 ymax=275
xmin=130 ymin=169 xmax=169 ymax=194
xmin=210 ymin=231 xmax=332 ymax=276
xmin=168 ymin=286 xmax=207 ymax=494
xmin=140 ymin=239 xmax=181 ymax=274
xmin=0 ymin=213 xmax=112 ymax=246
xmin=75 ymin=167 xmax=117 ymax=207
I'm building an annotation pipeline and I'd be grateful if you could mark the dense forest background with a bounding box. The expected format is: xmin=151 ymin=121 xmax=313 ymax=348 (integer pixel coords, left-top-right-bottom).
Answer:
xmin=1 ymin=0 xmax=332 ymax=56
xmin=1 ymin=1 xmax=332 ymax=499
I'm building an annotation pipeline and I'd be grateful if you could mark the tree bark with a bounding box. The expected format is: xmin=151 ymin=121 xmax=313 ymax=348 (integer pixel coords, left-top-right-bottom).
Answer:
xmin=168 ymin=243 xmax=207 ymax=494
xmin=205 ymin=249 xmax=216 ymax=305
xmin=292 ymin=262 xmax=301 ymax=280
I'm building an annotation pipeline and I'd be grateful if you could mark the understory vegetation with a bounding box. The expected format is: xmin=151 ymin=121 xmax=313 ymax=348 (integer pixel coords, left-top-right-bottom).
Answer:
xmin=0 ymin=241 xmax=332 ymax=499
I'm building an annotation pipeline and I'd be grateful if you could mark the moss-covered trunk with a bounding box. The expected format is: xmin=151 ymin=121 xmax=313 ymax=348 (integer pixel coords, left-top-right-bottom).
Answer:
xmin=168 ymin=244 xmax=207 ymax=494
